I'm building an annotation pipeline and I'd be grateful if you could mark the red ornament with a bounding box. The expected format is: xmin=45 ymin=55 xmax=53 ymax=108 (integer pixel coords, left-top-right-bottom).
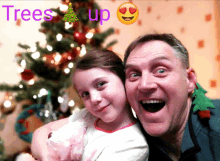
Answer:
xmin=50 ymin=16 xmax=62 ymax=23
xmin=59 ymin=49 xmax=79 ymax=68
xmin=83 ymin=26 xmax=90 ymax=33
xmin=74 ymin=32 xmax=87 ymax=46
xmin=21 ymin=69 xmax=34 ymax=81
xmin=72 ymin=22 xmax=79 ymax=30
xmin=68 ymin=48 xmax=79 ymax=59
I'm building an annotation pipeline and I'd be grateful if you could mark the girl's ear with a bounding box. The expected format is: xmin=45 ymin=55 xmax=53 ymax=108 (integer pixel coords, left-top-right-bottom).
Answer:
xmin=186 ymin=68 xmax=197 ymax=94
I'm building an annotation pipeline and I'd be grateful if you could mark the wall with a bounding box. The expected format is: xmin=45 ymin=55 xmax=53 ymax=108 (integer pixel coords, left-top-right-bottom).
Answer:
xmin=0 ymin=0 xmax=219 ymax=99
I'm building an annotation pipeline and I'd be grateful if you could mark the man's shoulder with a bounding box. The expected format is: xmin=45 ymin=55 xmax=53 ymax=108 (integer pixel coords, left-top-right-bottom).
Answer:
xmin=209 ymin=99 xmax=220 ymax=135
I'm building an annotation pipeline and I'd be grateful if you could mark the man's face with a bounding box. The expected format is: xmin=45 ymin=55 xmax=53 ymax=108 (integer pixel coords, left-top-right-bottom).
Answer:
xmin=125 ymin=40 xmax=194 ymax=137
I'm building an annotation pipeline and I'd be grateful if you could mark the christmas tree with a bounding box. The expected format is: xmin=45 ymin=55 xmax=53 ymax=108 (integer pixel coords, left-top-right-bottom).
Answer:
xmin=0 ymin=0 xmax=117 ymax=146
xmin=63 ymin=3 xmax=79 ymax=23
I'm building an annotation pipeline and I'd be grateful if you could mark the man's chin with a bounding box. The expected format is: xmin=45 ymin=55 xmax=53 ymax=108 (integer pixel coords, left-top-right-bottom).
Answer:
xmin=143 ymin=123 xmax=169 ymax=137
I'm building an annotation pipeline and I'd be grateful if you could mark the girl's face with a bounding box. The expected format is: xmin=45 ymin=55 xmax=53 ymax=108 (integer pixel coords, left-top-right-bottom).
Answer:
xmin=73 ymin=68 xmax=127 ymax=123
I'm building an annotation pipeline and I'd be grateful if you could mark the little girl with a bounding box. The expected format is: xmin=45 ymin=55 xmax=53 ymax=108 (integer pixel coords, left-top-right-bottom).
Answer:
xmin=31 ymin=49 xmax=149 ymax=161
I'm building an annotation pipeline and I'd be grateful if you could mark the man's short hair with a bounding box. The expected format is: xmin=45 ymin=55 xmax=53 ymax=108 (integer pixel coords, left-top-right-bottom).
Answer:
xmin=124 ymin=33 xmax=189 ymax=69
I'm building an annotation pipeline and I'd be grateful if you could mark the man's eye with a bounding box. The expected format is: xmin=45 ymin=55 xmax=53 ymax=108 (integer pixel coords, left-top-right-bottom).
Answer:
xmin=157 ymin=69 xmax=165 ymax=73
xmin=97 ymin=82 xmax=105 ymax=88
xmin=130 ymin=73 xmax=138 ymax=77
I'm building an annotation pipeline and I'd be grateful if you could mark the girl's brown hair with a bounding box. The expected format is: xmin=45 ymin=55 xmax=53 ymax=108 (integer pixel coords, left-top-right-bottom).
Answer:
xmin=73 ymin=49 xmax=125 ymax=83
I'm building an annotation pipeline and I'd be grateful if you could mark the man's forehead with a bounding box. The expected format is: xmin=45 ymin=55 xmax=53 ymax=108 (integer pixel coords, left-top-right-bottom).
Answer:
xmin=131 ymin=40 xmax=173 ymax=54
xmin=127 ymin=40 xmax=174 ymax=61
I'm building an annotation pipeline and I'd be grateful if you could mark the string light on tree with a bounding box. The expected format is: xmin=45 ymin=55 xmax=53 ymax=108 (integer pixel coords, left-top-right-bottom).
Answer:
xmin=17 ymin=67 xmax=24 ymax=74
xmin=30 ymin=46 xmax=37 ymax=52
xmin=31 ymin=51 xmax=40 ymax=59
xmin=0 ymin=92 xmax=15 ymax=114
xmin=38 ymin=88 xmax=48 ymax=98
xmin=65 ymin=22 xmax=73 ymax=29
xmin=70 ymin=43 xmax=74 ymax=48
xmin=59 ymin=3 xmax=69 ymax=12
xmin=68 ymin=62 xmax=74 ymax=68
xmin=64 ymin=68 xmax=70 ymax=74
xmin=54 ymin=53 xmax=62 ymax=64
xmin=58 ymin=96 xmax=64 ymax=103
xmin=47 ymin=45 xmax=53 ymax=51
xmin=86 ymin=29 xmax=95 ymax=39
xmin=20 ymin=59 xmax=26 ymax=68
xmin=51 ymin=11 xmax=58 ymax=17
xmin=80 ymin=44 xmax=86 ymax=57
xmin=19 ymin=84 xmax=23 ymax=89
xmin=28 ymin=79 xmax=35 ymax=85
xmin=33 ymin=95 xmax=37 ymax=99
xmin=68 ymin=100 xmax=75 ymax=107
xmin=56 ymin=33 xmax=63 ymax=41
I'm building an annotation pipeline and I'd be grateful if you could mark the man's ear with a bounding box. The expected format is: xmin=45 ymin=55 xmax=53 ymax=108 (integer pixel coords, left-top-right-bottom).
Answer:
xmin=186 ymin=68 xmax=197 ymax=94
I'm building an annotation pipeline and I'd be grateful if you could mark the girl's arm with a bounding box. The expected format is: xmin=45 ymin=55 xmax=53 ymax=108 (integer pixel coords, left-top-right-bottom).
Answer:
xmin=31 ymin=117 xmax=69 ymax=161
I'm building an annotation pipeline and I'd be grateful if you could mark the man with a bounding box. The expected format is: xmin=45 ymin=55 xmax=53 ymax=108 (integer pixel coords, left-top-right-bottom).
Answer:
xmin=32 ymin=34 xmax=220 ymax=161
xmin=124 ymin=33 xmax=220 ymax=161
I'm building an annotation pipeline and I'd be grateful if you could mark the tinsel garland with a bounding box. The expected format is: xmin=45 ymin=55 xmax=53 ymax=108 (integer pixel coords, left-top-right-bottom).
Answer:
xmin=15 ymin=104 xmax=44 ymax=143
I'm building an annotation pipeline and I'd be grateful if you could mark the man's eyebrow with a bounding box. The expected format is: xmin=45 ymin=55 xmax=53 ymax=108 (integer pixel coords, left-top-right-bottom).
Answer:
xmin=151 ymin=56 xmax=170 ymax=62
xmin=125 ymin=56 xmax=171 ymax=70
xmin=125 ymin=64 xmax=137 ymax=70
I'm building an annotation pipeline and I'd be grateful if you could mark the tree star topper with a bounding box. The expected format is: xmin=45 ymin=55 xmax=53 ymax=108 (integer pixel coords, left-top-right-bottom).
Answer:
xmin=63 ymin=3 xmax=79 ymax=23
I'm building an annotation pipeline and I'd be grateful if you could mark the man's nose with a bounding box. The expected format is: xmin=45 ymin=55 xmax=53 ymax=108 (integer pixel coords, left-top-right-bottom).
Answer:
xmin=90 ymin=91 xmax=102 ymax=105
xmin=138 ymin=73 xmax=157 ymax=92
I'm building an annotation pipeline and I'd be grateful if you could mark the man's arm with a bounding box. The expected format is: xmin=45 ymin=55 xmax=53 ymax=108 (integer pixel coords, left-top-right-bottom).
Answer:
xmin=31 ymin=117 xmax=69 ymax=161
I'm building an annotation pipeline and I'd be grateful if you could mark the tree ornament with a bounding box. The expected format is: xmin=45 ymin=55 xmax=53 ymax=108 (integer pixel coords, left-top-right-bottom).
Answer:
xmin=0 ymin=92 xmax=16 ymax=115
xmin=39 ymin=28 xmax=47 ymax=33
xmin=15 ymin=104 xmax=44 ymax=143
xmin=74 ymin=32 xmax=87 ymax=46
xmin=51 ymin=15 xmax=62 ymax=23
xmin=15 ymin=52 xmax=22 ymax=57
xmin=192 ymin=82 xmax=215 ymax=119
xmin=72 ymin=21 xmax=79 ymax=30
xmin=40 ymin=91 xmax=57 ymax=124
xmin=21 ymin=69 xmax=34 ymax=81
xmin=60 ymin=92 xmax=69 ymax=113
xmin=15 ymin=52 xmax=22 ymax=63
xmin=83 ymin=25 xmax=90 ymax=33
xmin=63 ymin=3 xmax=79 ymax=23
xmin=68 ymin=48 xmax=79 ymax=60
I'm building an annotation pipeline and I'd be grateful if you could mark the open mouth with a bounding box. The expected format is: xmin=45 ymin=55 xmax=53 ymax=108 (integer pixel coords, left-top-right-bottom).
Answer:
xmin=122 ymin=16 xmax=134 ymax=21
xmin=140 ymin=100 xmax=165 ymax=113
